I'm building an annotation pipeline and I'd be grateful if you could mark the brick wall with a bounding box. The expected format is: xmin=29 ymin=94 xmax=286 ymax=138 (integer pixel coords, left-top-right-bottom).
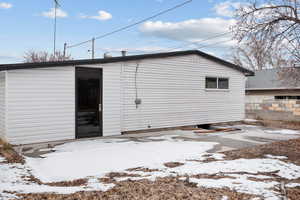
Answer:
xmin=246 ymin=100 xmax=300 ymax=122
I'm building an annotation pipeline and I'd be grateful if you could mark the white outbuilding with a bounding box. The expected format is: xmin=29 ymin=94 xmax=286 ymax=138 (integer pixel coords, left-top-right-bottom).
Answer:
xmin=0 ymin=50 xmax=253 ymax=145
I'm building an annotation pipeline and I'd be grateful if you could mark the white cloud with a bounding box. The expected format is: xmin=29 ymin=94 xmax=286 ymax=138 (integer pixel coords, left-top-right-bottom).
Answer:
xmin=139 ymin=18 xmax=236 ymax=42
xmin=41 ymin=8 xmax=68 ymax=19
xmin=213 ymin=1 xmax=242 ymax=17
xmin=0 ymin=2 xmax=12 ymax=9
xmin=81 ymin=10 xmax=112 ymax=21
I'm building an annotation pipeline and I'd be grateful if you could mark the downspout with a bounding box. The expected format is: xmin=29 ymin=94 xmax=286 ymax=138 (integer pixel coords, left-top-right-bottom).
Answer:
xmin=134 ymin=62 xmax=142 ymax=109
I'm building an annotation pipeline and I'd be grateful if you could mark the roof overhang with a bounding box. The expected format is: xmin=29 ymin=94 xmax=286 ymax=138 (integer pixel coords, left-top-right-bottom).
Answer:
xmin=0 ymin=50 xmax=254 ymax=76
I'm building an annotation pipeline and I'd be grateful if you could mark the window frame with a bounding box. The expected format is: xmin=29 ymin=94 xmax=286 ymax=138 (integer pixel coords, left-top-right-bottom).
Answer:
xmin=205 ymin=76 xmax=230 ymax=91
xmin=218 ymin=77 xmax=229 ymax=89
xmin=205 ymin=77 xmax=218 ymax=89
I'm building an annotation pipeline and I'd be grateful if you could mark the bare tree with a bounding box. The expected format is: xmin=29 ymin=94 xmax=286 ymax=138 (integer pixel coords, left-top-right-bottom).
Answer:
xmin=232 ymin=0 xmax=300 ymax=83
xmin=231 ymin=36 xmax=293 ymax=70
xmin=233 ymin=0 xmax=300 ymax=62
xmin=24 ymin=50 xmax=72 ymax=63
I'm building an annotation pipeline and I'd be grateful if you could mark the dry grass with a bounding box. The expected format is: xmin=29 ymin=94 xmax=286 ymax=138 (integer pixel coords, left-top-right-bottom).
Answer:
xmin=223 ymin=138 xmax=300 ymax=165
xmin=16 ymin=177 xmax=257 ymax=200
xmin=164 ymin=162 xmax=184 ymax=168
xmin=287 ymin=186 xmax=300 ymax=200
xmin=25 ymin=175 xmax=88 ymax=187
xmin=126 ymin=167 xmax=160 ymax=172
xmin=106 ymin=172 xmax=141 ymax=179
xmin=191 ymin=173 xmax=236 ymax=180
xmin=0 ymin=139 xmax=24 ymax=164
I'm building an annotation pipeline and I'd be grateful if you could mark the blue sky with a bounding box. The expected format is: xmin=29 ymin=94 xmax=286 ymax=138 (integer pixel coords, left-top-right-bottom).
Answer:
xmin=0 ymin=0 xmax=243 ymax=63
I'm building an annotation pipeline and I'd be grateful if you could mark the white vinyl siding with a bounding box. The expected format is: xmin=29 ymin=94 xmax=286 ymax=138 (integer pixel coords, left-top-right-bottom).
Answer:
xmin=122 ymin=55 xmax=245 ymax=131
xmin=79 ymin=64 xmax=122 ymax=137
xmin=0 ymin=72 xmax=5 ymax=139
xmin=103 ymin=64 xmax=122 ymax=136
xmin=6 ymin=67 xmax=75 ymax=145
xmin=3 ymin=54 xmax=246 ymax=145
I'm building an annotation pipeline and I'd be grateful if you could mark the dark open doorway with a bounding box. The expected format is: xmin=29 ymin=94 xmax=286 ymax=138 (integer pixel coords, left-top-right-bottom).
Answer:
xmin=75 ymin=67 xmax=103 ymax=139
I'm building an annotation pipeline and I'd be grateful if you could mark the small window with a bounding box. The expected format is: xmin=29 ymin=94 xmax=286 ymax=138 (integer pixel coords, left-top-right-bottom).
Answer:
xmin=205 ymin=77 xmax=217 ymax=89
xmin=218 ymin=78 xmax=229 ymax=89
xmin=205 ymin=77 xmax=229 ymax=90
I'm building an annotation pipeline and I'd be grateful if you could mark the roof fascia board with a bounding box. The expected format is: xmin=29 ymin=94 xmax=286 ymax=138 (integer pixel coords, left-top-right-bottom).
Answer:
xmin=0 ymin=50 xmax=254 ymax=75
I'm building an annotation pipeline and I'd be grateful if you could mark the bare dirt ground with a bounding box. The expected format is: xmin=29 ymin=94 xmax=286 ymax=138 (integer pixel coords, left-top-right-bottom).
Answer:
xmin=9 ymin=138 xmax=300 ymax=200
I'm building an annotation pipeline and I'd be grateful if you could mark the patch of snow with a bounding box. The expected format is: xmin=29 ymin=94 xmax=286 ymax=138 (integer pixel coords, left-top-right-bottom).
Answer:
xmin=264 ymin=154 xmax=288 ymax=160
xmin=39 ymin=148 xmax=54 ymax=152
xmin=189 ymin=177 xmax=279 ymax=200
xmin=285 ymin=182 xmax=300 ymax=188
xmin=207 ymin=153 xmax=225 ymax=160
xmin=0 ymin=161 xmax=114 ymax=200
xmin=229 ymin=174 xmax=271 ymax=180
xmin=234 ymin=124 xmax=259 ymax=128
xmin=26 ymin=138 xmax=218 ymax=182
xmin=86 ymin=177 xmax=115 ymax=191
xmin=265 ymin=129 xmax=300 ymax=135
xmin=221 ymin=196 xmax=229 ymax=200
xmin=171 ymin=158 xmax=300 ymax=180
xmin=0 ymin=156 xmax=6 ymax=162
xmin=244 ymin=119 xmax=259 ymax=122
xmin=146 ymin=134 xmax=180 ymax=141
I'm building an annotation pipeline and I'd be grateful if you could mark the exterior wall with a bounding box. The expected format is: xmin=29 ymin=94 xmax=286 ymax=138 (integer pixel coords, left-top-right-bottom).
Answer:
xmin=246 ymin=90 xmax=300 ymax=121
xmin=6 ymin=67 xmax=75 ymax=145
xmin=122 ymin=55 xmax=246 ymax=132
xmin=0 ymin=72 xmax=6 ymax=141
xmin=3 ymin=55 xmax=245 ymax=145
xmin=81 ymin=63 xmax=122 ymax=137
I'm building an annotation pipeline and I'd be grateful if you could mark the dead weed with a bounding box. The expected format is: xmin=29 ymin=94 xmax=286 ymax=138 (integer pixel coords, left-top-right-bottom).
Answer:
xmin=16 ymin=177 xmax=257 ymax=200
xmin=164 ymin=162 xmax=184 ymax=168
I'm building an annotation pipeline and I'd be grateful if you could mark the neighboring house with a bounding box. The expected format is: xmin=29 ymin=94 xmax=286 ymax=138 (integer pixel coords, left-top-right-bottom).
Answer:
xmin=246 ymin=68 xmax=300 ymax=121
xmin=0 ymin=50 xmax=253 ymax=145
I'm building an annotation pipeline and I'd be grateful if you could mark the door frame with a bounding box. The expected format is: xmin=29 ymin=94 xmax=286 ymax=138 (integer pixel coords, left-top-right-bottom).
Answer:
xmin=75 ymin=67 xmax=103 ymax=139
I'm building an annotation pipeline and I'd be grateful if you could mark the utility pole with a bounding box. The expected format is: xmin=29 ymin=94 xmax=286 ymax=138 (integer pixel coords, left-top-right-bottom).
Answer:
xmin=53 ymin=0 xmax=60 ymax=58
xmin=63 ymin=42 xmax=67 ymax=58
xmin=92 ymin=37 xmax=95 ymax=59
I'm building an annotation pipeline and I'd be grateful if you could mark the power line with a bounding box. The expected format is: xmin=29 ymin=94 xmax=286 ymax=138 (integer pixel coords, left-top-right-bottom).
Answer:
xmin=166 ymin=31 xmax=232 ymax=52
xmin=99 ymin=34 xmax=234 ymax=56
xmin=133 ymin=31 xmax=232 ymax=54
xmin=66 ymin=0 xmax=193 ymax=49
xmin=197 ymin=39 xmax=234 ymax=49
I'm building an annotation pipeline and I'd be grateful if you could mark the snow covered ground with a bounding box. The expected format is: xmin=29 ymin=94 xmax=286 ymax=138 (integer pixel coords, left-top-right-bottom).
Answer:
xmin=264 ymin=129 xmax=300 ymax=135
xmin=26 ymin=136 xmax=218 ymax=182
xmin=1 ymin=125 xmax=300 ymax=200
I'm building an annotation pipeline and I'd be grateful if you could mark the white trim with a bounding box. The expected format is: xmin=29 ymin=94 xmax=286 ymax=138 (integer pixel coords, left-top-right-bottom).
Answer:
xmin=246 ymin=87 xmax=300 ymax=91
xmin=3 ymin=71 xmax=8 ymax=141
xmin=205 ymin=89 xmax=230 ymax=92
